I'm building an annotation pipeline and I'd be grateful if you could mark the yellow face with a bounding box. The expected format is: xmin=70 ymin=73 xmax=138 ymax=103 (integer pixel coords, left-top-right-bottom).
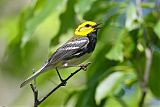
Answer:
xmin=75 ymin=21 xmax=97 ymax=36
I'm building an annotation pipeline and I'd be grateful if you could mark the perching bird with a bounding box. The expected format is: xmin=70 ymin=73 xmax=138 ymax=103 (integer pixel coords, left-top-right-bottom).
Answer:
xmin=20 ymin=21 xmax=101 ymax=88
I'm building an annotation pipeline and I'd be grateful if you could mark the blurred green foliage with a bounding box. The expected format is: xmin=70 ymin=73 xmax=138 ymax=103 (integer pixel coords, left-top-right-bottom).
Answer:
xmin=0 ymin=0 xmax=160 ymax=107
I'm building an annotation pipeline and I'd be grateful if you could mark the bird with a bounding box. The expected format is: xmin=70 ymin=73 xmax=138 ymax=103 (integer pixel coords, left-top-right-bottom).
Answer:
xmin=20 ymin=21 xmax=101 ymax=88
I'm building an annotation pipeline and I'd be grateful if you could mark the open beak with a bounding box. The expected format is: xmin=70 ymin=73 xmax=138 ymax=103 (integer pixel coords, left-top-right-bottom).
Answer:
xmin=93 ymin=23 xmax=103 ymax=30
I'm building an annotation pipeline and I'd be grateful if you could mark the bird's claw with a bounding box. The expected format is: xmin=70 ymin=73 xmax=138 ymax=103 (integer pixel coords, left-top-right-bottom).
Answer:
xmin=79 ymin=62 xmax=91 ymax=71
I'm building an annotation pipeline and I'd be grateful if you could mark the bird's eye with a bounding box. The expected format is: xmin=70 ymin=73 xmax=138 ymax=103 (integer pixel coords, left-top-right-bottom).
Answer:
xmin=85 ymin=24 xmax=90 ymax=27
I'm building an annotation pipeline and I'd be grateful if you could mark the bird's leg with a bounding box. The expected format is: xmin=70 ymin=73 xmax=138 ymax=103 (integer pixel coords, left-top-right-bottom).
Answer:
xmin=55 ymin=67 xmax=63 ymax=81
xmin=78 ymin=62 xmax=91 ymax=71
xmin=55 ymin=67 xmax=66 ymax=86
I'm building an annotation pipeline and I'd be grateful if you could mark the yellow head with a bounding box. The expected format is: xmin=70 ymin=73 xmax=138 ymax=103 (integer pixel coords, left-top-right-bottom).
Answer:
xmin=75 ymin=21 xmax=98 ymax=36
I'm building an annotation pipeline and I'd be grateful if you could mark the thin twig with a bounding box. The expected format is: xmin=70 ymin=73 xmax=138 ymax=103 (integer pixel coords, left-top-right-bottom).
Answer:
xmin=135 ymin=0 xmax=153 ymax=106
xmin=30 ymin=69 xmax=39 ymax=107
xmin=139 ymin=48 xmax=152 ymax=107
xmin=30 ymin=84 xmax=39 ymax=107
xmin=144 ymin=49 xmax=152 ymax=85
xmin=30 ymin=62 xmax=91 ymax=106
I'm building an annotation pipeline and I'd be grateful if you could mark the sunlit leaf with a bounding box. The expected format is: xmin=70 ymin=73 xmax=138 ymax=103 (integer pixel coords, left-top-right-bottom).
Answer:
xmin=50 ymin=0 xmax=77 ymax=47
xmin=154 ymin=20 xmax=160 ymax=39
xmin=75 ymin=59 xmax=115 ymax=107
xmin=125 ymin=3 xmax=141 ymax=31
xmin=95 ymin=68 xmax=137 ymax=106
xmin=95 ymin=71 xmax=124 ymax=105
xmin=21 ymin=0 xmax=61 ymax=47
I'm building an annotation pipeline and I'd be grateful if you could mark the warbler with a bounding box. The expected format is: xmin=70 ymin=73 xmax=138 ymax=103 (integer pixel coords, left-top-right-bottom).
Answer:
xmin=20 ymin=21 xmax=101 ymax=88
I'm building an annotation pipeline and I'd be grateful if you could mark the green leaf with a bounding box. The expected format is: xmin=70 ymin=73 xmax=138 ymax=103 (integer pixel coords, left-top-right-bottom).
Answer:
xmin=125 ymin=3 xmax=141 ymax=31
xmin=83 ymin=0 xmax=125 ymax=21
xmin=2 ymin=0 xmax=62 ymax=76
xmin=21 ymin=0 xmax=61 ymax=47
xmin=105 ymin=29 xmax=127 ymax=62
xmin=75 ymin=60 xmax=115 ymax=107
xmin=154 ymin=20 xmax=160 ymax=39
xmin=95 ymin=71 xmax=124 ymax=105
xmin=149 ymin=48 xmax=160 ymax=98
xmin=106 ymin=43 xmax=124 ymax=62
xmin=50 ymin=0 xmax=77 ymax=47
xmin=75 ymin=0 xmax=96 ymax=20
xmin=121 ymin=83 xmax=140 ymax=107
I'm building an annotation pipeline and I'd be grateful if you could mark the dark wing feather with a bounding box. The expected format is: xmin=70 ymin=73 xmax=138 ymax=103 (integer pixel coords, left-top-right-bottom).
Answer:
xmin=47 ymin=36 xmax=89 ymax=66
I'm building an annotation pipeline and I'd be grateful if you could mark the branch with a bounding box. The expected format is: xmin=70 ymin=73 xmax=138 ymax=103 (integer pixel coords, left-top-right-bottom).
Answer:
xmin=30 ymin=62 xmax=91 ymax=107
xmin=139 ymin=48 xmax=152 ymax=107
xmin=136 ymin=1 xmax=153 ymax=106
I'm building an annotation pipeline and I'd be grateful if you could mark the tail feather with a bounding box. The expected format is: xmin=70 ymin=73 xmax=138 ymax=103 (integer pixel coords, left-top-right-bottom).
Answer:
xmin=20 ymin=63 xmax=48 ymax=88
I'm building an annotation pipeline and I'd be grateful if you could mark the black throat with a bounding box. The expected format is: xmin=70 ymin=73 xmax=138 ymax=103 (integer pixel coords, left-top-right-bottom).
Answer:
xmin=86 ymin=30 xmax=97 ymax=53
